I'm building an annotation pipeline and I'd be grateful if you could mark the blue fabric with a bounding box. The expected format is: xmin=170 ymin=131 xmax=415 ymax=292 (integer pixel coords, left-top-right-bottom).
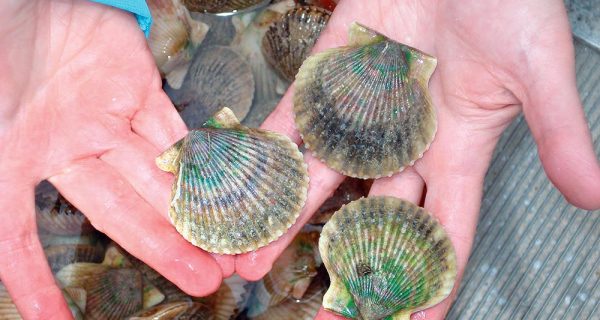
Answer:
xmin=91 ymin=0 xmax=152 ymax=37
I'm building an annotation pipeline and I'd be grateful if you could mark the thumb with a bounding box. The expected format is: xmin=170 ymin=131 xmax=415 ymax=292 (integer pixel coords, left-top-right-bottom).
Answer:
xmin=520 ymin=8 xmax=600 ymax=210
xmin=0 ymin=180 xmax=72 ymax=319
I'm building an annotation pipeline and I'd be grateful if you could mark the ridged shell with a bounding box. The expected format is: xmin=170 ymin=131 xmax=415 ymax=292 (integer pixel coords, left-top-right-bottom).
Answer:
xmin=309 ymin=178 xmax=372 ymax=225
xmin=101 ymin=243 xmax=166 ymax=309
xmin=231 ymin=1 xmax=294 ymax=109
xmin=63 ymin=287 xmax=87 ymax=314
xmin=175 ymin=46 xmax=254 ymax=127
xmin=262 ymin=6 xmax=331 ymax=81
xmin=56 ymin=263 xmax=144 ymax=319
xmin=295 ymin=0 xmax=337 ymax=11
xmin=249 ymin=273 xmax=326 ymax=320
xmin=0 ymin=284 xmax=21 ymax=320
xmin=319 ymin=197 xmax=456 ymax=320
xmin=35 ymin=181 xmax=93 ymax=236
xmin=192 ymin=14 xmax=239 ymax=46
xmin=293 ymin=23 xmax=438 ymax=178
xmin=128 ymin=301 xmax=212 ymax=319
xmin=249 ymin=230 xmax=321 ymax=316
xmin=63 ymin=288 xmax=86 ymax=320
xmin=156 ymin=107 xmax=309 ymax=254
xmin=182 ymin=0 xmax=270 ymax=15
xmin=45 ymin=243 xmax=105 ymax=273
xmin=148 ymin=0 xmax=209 ymax=89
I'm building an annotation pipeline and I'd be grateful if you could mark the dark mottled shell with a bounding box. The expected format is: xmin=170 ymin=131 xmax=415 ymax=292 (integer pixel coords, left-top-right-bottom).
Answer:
xmin=175 ymin=45 xmax=254 ymax=128
xmin=309 ymin=178 xmax=372 ymax=225
xmin=182 ymin=0 xmax=270 ymax=15
xmin=56 ymin=263 xmax=143 ymax=319
xmin=148 ymin=0 xmax=208 ymax=89
xmin=262 ymin=6 xmax=331 ymax=81
xmin=294 ymin=23 xmax=438 ymax=178
xmin=45 ymin=243 xmax=105 ymax=273
xmin=319 ymin=197 xmax=456 ymax=320
xmin=35 ymin=182 xmax=93 ymax=236
xmin=156 ymin=108 xmax=309 ymax=254
xmin=249 ymin=273 xmax=326 ymax=320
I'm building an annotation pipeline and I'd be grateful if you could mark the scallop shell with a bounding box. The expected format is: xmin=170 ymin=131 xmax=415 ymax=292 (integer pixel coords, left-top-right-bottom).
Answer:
xmin=182 ymin=0 xmax=270 ymax=15
xmin=262 ymin=6 xmax=331 ymax=81
xmin=156 ymin=107 xmax=308 ymax=254
xmin=192 ymin=14 xmax=239 ymax=46
xmin=249 ymin=272 xmax=326 ymax=320
xmin=319 ymin=197 xmax=456 ymax=320
xmin=63 ymin=287 xmax=87 ymax=314
xmin=0 ymin=283 xmax=21 ymax=320
xmin=35 ymin=181 xmax=93 ymax=236
xmin=248 ymin=230 xmax=321 ymax=316
xmin=294 ymin=22 xmax=438 ymax=179
xmin=128 ymin=301 xmax=212 ymax=319
xmin=101 ymin=243 xmax=166 ymax=309
xmin=63 ymin=288 xmax=86 ymax=320
xmin=56 ymin=263 xmax=144 ymax=319
xmin=45 ymin=243 xmax=105 ymax=273
xmin=231 ymin=1 xmax=295 ymax=109
xmin=174 ymin=45 xmax=254 ymax=127
xmin=148 ymin=0 xmax=209 ymax=89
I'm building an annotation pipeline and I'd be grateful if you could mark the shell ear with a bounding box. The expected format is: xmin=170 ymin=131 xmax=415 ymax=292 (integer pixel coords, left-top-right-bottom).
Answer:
xmin=407 ymin=47 xmax=437 ymax=86
xmin=348 ymin=22 xmax=386 ymax=46
xmin=156 ymin=138 xmax=185 ymax=174
xmin=322 ymin=277 xmax=358 ymax=319
xmin=203 ymin=107 xmax=241 ymax=129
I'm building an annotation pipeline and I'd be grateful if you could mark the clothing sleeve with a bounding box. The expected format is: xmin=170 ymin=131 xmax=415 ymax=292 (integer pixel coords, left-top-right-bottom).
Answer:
xmin=90 ymin=0 xmax=152 ymax=37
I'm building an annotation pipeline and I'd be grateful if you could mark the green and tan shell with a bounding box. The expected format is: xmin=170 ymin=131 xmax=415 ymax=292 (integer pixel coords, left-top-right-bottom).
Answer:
xmin=262 ymin=5 xmax=331 ymax=81
xmin=128 ymin=301 xmax=213 ymax=319
xmin=319 ymin=197 xmax=456 ymax=320
xmin=156 ymin=107 xmax=309 ymax=254
xmin=294 ymin=22 xmax=437 ymax=178
xmin=182 ymin=0 xmax=270 ymax=15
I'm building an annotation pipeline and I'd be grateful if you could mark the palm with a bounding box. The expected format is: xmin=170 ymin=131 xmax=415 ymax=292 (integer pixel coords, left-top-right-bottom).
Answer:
xmin=0 ymin=1 xmax=225 ymax=319
xmin=236 ymin=0 xmax=600 ymax=319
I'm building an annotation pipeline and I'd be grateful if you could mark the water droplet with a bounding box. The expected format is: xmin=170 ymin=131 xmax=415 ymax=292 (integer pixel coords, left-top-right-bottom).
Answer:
xmin=533 ymin=261 xmax=542 ymax=270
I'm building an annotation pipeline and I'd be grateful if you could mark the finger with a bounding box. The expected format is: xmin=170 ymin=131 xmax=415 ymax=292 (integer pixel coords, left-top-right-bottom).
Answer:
xmin=0 ymin=182 xmax=72 ymax=319
xmin=131 ymin=88 xmax=188 ymax=152
xmin=369 ymin=167 xmax=425 ymax=204
xmin=49 ymin=158 xmax=223 ymax=296
xmin=315 ymin=307 xmax=350 ymax=320
xmin=520 ymin=10 xmax=600 ymax=210
xmin=235 ymin=153 xmax=344 ymax=280
xmin=100 ymin=133 xmax=174 ymax=219
xmin=414 ymin=138 xmax=490 ymax=319
xmin=212 ymin=254 xmax=235 ymax=278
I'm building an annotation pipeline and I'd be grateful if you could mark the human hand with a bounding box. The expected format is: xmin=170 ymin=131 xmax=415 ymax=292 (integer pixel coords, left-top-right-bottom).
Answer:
xmin=234 ymin=0 xmax=600 ymax=319
xmin=0 ymin=1 xmax=234 ymax=319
